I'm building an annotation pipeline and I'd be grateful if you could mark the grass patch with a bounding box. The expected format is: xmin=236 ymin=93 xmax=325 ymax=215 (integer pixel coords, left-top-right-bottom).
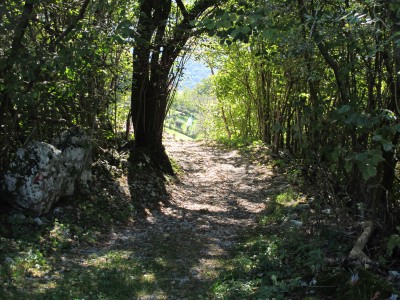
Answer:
xmin=169 ymin=157 xmax=184 ymax=177
xmin=275 ymin=188 xmax=298 ymax=205
xmin=164 ymin=127 xmax=194 ymax=141
xmin=1 ymin=249 xmax=165 ymax=300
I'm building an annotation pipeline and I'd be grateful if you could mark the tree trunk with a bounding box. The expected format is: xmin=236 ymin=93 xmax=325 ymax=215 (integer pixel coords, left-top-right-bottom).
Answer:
xmin=130 ymin=0 xmax=173 ymax=173
xmin=0 ymin=1 xmax=35 ymax=172
xmin=130 ymin=0 xmax=219 ymax=173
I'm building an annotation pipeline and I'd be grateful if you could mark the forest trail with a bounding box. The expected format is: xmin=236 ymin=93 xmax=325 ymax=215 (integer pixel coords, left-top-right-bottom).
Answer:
xmin=101 ymin=137 xmax=278 ymax=299
xmin=41 ymin=137 xmax=285 ymax=299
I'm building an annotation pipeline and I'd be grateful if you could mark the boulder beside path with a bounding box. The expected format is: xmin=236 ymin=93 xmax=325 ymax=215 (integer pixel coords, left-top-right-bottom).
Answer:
xmin=1 ymin=127 xmax=92 ymax=215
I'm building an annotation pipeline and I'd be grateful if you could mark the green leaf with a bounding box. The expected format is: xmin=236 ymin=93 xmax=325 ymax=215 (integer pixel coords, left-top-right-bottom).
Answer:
xmin=261 ymin=28 xmax=277 ymax=40
xmin=337 ymin=105 xmax=351 ymax=114
xmin=205 ymin=20 xmax=216 ymax=30
xmin=392 ymin=123 xmax=400 ymax=132
xmin=344 ymin=160 xmax=353 ymax=173
xmin=250 ymin=15 xmax=260 ymax=25
xmin=369 ymin=150 xmax=384 ymax=165
xmin=387 ymin=234 xmax=400 ymax=256
xmin=345 ymin=113 xmax=357 ymax=124
xmin=372 ymin=135 xmax=383 ymax=142
xmin=240 ymin=26 xmax=251 ymax=34
xmin=359 ymin=163 xmax=377 ymax=181
xmin=356 ymin=114 xmax=371 ymax=127
xmin=354 ymin=152 xmax=368 ymax=161
xmin=330 ymin=147 xmax=340 ymax=161
xmin=116 ymin=19 xmax=133 ymax=38
xmin=65 ymin=67 xmax=74 ymax=80
xmin=383 ymin=143 xmax=394 ymax=152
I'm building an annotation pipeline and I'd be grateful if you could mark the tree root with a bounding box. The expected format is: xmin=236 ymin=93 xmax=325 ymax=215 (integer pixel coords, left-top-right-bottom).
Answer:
xmin=348 ymin=220 xmax=374 ymax=264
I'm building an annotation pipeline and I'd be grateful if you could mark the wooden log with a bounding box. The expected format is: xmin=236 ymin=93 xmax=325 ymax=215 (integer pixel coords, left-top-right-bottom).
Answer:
xmin=348 ymin=221 xmax=374 ymax=264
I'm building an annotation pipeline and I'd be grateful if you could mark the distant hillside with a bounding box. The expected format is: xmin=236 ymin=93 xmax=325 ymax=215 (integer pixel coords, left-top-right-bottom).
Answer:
xmin=178 ymin=58 xmax=211 ymax=90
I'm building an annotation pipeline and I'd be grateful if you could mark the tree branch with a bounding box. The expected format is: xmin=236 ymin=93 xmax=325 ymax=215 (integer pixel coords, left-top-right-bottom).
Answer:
xmin=163 ymin=0 xmax=221 ymax=68
xmin=52 ymin=0 xmax=91 ymax=49
xmin=297 ymin=0 xmax=350 ymax=104
xmin=24 ymin=0 xmax=92 ymax=92
xmin=176 ymin=0 xmax=189 ymax=20
xmin=10 ymin=1 xmax=34 ymax=55
xmin=189 ymin=0 xmax=220 ymax=20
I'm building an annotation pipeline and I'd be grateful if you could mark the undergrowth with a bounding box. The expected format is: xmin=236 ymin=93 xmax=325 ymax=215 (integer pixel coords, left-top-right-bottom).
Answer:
xmin=210 ymin=197 xmax=397 ymax=299
xmin=0 ymin=151 xmax=139 ymax=299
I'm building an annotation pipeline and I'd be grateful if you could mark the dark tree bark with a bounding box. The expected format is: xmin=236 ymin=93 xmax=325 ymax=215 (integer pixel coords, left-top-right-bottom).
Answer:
xmin=130 ymin=0 xmax=220 ymax=173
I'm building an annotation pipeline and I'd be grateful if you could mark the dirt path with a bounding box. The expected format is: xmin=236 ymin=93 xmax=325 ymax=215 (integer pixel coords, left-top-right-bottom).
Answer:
xmin=100 ymin=138 xmax=275 ymax=299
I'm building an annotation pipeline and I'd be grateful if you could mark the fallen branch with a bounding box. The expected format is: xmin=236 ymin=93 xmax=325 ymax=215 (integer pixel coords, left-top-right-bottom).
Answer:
xmin=348 ymin=220 xmax=374 ymax=264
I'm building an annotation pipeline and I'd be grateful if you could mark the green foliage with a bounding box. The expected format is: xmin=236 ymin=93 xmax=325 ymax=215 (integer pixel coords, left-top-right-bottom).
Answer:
xmin=49 ymin=220 xmax=73 ymax=250
xmin=35 ymin=251 xmax=155 ymax=300
xmin=211 ymin=226 xmax=328 ymax=298
xmin=275 ymin=189 xmax=298 ymax=204
xmin=196 ymin=0 xmax=400 ymax=224
xmin=3 ymin=249 xmax=50 ymax=283
xmin=166 ymin=79 xmax=214 ymax=139
xmin=210 ymin=188 xmax=396 ymax=299
xmin=387 ymin=226 xmax=400 ymax=257
xmin=0 ymin=0 xmax=133 ymax=169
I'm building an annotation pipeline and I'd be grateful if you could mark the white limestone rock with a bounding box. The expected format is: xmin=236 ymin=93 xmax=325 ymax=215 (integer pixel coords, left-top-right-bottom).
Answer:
xmin=3 ymin=141 xmax=68 ymax=214
xmin=53 ymin=127 xmax=92 ymax=195
xmin=1 ymin=127 xmax=93 ymax=215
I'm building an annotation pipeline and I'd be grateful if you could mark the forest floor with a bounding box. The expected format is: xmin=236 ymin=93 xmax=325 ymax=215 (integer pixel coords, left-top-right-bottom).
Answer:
xmin=1 ymin=135 xmax=398 ymax=299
